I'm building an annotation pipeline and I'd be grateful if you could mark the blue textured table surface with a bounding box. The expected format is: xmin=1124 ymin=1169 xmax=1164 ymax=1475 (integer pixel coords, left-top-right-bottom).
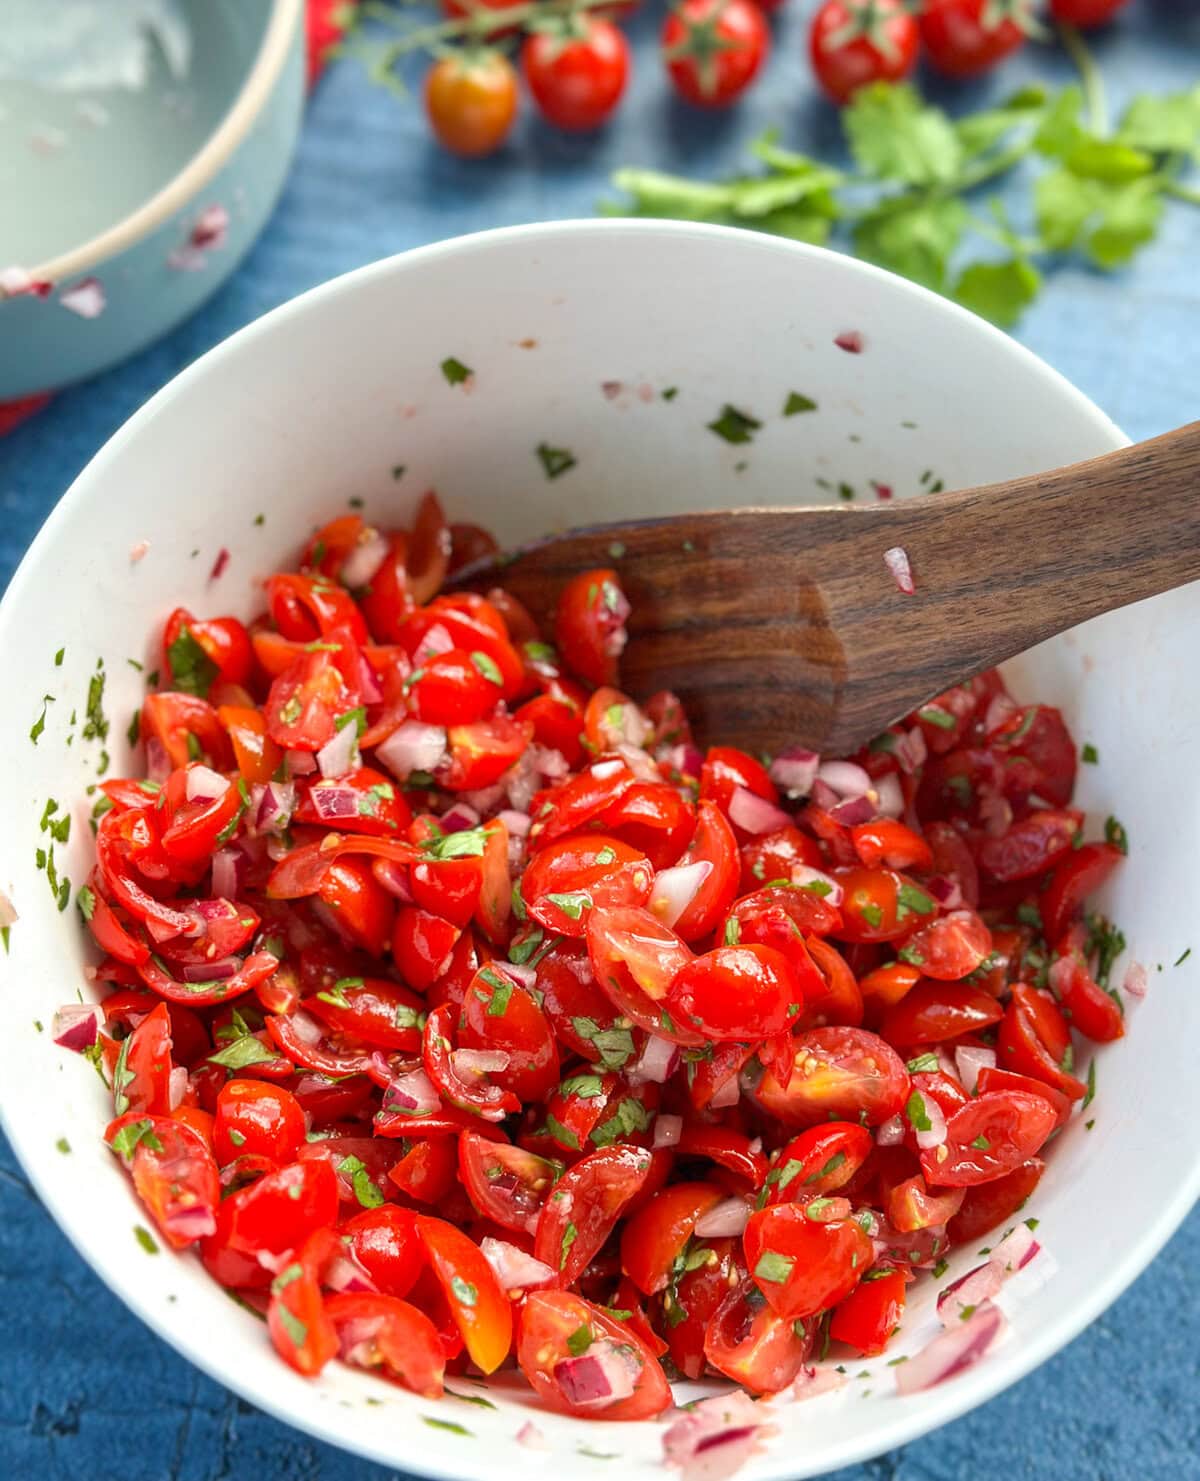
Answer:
xmin=2 ymin=5 xmax=1198 ymax=1477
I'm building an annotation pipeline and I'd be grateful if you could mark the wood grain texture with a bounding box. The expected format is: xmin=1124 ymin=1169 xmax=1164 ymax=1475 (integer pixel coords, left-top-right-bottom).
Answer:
xmin=461 ymin=421 xmax=1200 ymax=754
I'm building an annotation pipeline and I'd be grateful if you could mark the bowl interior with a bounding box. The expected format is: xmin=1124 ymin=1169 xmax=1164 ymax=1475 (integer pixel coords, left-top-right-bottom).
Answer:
xmin=1 ymin=224 xmax=1196 ymax=1481
xmin=0 ymin=0 xmax=269 ymax=266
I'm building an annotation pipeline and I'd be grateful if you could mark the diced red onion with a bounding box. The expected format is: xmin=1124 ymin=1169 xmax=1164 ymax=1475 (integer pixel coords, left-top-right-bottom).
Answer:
xmin=694 ymin=1197 xmax=751 ymax=1238
xmin=384 ymin=1066 xmax=442 ymax=1116
xmin=666 ymin=743 xmax=704 ymax=779
xmin=828 ymin=793 xmax=877 ymax=826
xmin=926 ymin=874 xmax=963 ymax=909
xmin=60 ymin=277 xmax=106 ymax=318
xmin=854 ymin=1207 xmax=881 ymax=1239
xmin=376 ymin=721 xmax=447 ymax=780
xmin=209 ymin=849 xmax=242 ymax=901
xmin=503 ymin=961 xmax=537 ymax=990
xmin=616 ymin=743 xmax=662 ymax=783
xmin=895 ymin=727 xmax=928 ymax=776
xmin=463 ymin=782 xmax=507 ymax=815
xmin=288 ymin=1010 xmax=323 ymax=1046
xmin=163 ymin=1206 xmax=217 ymax=1243
xmin=255 ymin=780 xmax=294 ymax=834
xmin=1123 ymin=960 xmax=1148 ymax=999
xmin=371 ymin=857 xmax=414 ymax=902
xmin=317 ymin=723 xmax=359 ymax=780
xmin=728 ymin=786 xmax=792 ymax=835
xmin=413 ymin=622 xmax=456 ymax=663
xmin=266 ymin=834 xmax=291 ymax=863
xmin=875 ymin=772 xmax=904 ymax=819
xmin=480 ymin=1237 xmax=556 ymax=1293
xmin=769 ymin=746 xmax=820 ymax=798
xmin=935 ymin=1045 xmax=959 ymax=1080
xmin=884 ymin=545 xmax=915 ymax=595
xmin=631 ymin=1034 xmax=680 ymax=1087
xmin=498 ymin=808 xmax=531 ymax=837
xmin=984 ymin=693 xmax=1019 ymax=735
xmin=440 ymin=802 xmax=480 ymax=834
xmin=451 ymin=1048 xmax=511 ymax=1080
xmin=515 ymin=1421 xmax=547 ymax=1450
xmin=876 ymin=1113 xmax=904 ymax=1146
xmin=181 ymin=957 xmax=241 ymax=983
xmin=915 ymin=1094 xmax=948 ymax=1150
xmin=602 ymin=589 xmax=631 ymax=655
xmin=355 ymin=653 xmax=383 ymax=706
xmin=938 ymin=1231 xmax=1043 ymax=1324
xmin=53 ymin=1003 xmax=102 ymax=1053
xmin=896 ymin=1301 xmax=1007 ymax=1395
xmin=954 ymin=1044 xmax=996 ymax=1096
xmin=285 ymin=748 xmax=317 ymax=777
xmin=340 ymin=527 xmax=390 ymax=589
xmin=0 ymin=889 xmax=18 ymax=929
xmin=185 ymin=765 xmax=229 ymax=803
xmin=591 ymin=758 xmax=625 ymax=780
xmin=785 ymin=1365 xmax=847 ymax=1402
xmin=309 ymin=785 xmax=360 ymax=823
xmin=325 ymin=1251 xmax=379 ymax=1295
xmin=978 ymin=790 xmax=1012 ymax=837
xmin=992 ymin=1222 xmax=1040 ymax=1274
xmin=834 ymin=329 xmax=863 ymax=353
xmin=710 ymin=1073 xmax=740 ymax=1110
xmin=168 ymin=1066 xmax=189 ymax=1111
xmin=554 ymin=1345 xmax=636 ymax=1407
xmin=648 ymin=860 xmax=712 ymax=928
xmin=791 ymin=865 xmax=843 ymax=905
xmin=144 ymin=737 xmax=170 ymax=783
xmin=816 ymin=759 xmax=872 ymax=800
xmin=653 ymin=1113 xmax=683 ymax=1148
xmin=663 ymin=1392 xmax=768 ymax=1481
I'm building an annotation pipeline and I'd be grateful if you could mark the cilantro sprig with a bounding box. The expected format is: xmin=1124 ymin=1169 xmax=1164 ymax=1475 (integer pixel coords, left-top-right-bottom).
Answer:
xmin=607 ymin=59 xmax=1200 ymax=329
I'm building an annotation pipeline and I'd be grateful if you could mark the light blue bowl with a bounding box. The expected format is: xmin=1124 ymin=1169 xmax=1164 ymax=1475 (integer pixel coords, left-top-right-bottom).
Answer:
xmin=0 ymin=0 xmax=304 ymax=399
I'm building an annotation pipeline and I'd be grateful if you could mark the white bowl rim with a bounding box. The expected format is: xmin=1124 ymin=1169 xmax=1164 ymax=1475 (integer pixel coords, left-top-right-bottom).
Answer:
xmin=0 ymin=0 xmax=303 ymax=293
xmin=3 ymin=219 xmax=1192 ymax=1478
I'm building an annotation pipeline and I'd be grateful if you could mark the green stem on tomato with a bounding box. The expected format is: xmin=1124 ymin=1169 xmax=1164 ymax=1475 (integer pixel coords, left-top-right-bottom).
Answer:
xmin=349 ymin=0 xmax=612 ymax=58
xmin=1058 ymin=22 xmax=1107 ymax=136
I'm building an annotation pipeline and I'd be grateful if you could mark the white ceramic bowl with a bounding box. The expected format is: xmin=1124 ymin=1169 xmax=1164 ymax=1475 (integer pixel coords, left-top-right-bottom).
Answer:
xmin=1 ymin=222 xmax=1196 ymax=1479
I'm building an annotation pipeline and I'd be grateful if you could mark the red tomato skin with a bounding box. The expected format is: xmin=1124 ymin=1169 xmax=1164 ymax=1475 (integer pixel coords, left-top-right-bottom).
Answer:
xmin=975 ymin=1066 xmax=1072 ymax=1129
xmin=1050 ymin=0 xmax=1130 ymax=24
xmin=416 ymin=1216 xmax=513 ymax=1373
xmin=213 ymin=1080 xmax=306 ymax=1166
xmin=919 ymin=0 xmax=1029 ymax=79
xmin=1040 ymin=841 xmax=1123 ymax=943
xmin=666 ymin=944 xmax=800 ymax=1041
xmin=554 ymin=569 xmax=628 ymax=686
xmin=619 ymin=1182 xmax=724 ymax=1295
xmin=828 ymin=1268 xmax=907 ymax=1356
xmin=324 ymin=1291 xmax=445 ymax=1397
xmin=922 ymin=1091 xmax=1058 ymax=1188
xmin=744 ymin=1204 xmax=874 ymax=1319
xmin=534 ymin=1143 xmax=653 ymax=1285
xmin=522 ymin=834 xmax=653 ymax=938
xmin=1050 ymin=947 xmax=1125 ymax=1042
xmin=517 ymin=1290 xmax=672 ymax=1419
xmin=809 ymin=0 xmax=919 ymax=105
xmin=755 ymin=1026 xmax=910 ymax=1127
xmin=341 ymin=1205 xmax=423 ymax=1297
xmin=948 ymin=1157 xmax=1046 ymax=1245
xmin=761 ymin=1122 xmax=874 ymax=1206
xmin=522 ymin=17 xmax=629 ymax=132
xmin=663 ymin=0 xmax=770 ymax=109
xmin=704 ymin=1276 xmax=812 ymax=1393
xmin=879 ymin=980 xmax=1004 ymax=1045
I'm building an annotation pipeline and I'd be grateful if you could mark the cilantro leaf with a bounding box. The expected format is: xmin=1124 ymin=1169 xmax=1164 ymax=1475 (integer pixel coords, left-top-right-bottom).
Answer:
xmin=843 ymin=83 xmax=963 ymax=188
xmin=952 ymin=257 xmax=1041 ymax=329
xmin=166 ymin=627 xmax=219 ymax=698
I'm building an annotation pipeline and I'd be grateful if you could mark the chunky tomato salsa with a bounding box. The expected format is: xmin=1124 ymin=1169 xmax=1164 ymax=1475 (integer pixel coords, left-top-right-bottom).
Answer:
xmin=64 ymin=493 xmax=1131 ymax=1418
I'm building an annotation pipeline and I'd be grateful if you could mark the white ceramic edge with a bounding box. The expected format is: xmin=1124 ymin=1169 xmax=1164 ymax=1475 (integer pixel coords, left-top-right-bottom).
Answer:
xmin=0 ymin=0 xmax=303 ymax=291
xmin=3 ymin=221 xmax=1194 ymax=1479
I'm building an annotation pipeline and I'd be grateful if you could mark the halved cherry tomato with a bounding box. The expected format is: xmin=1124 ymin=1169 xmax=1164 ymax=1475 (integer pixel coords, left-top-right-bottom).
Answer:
xmin=141 ymin=692 xmax=233 ymax=772
xmin=704 ymin=1276 xmax=812 ymax=1393
xmin=416 ymin=1215 xmax=512 ymax=1372
xmin=295 ymin=767 xmax=412 ymax=837
xmin=996 ymin=983 xmax=1087 ymax=1100
xmin=113 ymin=1001 xmax=174 ymax=1117
xmin=755 ymin=1026 xmax=909 ymax=1127
xmin=1040 ymin=841 xmax=1123 ymax=944
xmin=977 ymin=809 xmax=1082 ymax=881
xmin=671 ymin=801 xmax=743 ymax=941
xmin=585 ymin=904 xmax=702 ymax=1046
xmin=675 ymin=1125 xmax=768 ymax=1189
xmin=534 ymin=1143 xmax=653 ymax=1284
xmin=522 ymin=834 xmax=653 ymax=937
xmin=619 ymin=1182 xmax=724 ymax=1295
xmin=341 ymin=1205 xmax=423 ymax=1297
xmin=106 ymin=1112 xmax=220 ymax=1249
xmin=554 ymin=569 xmax=629 ymax=689
xmin=947 ymin=1157 xmax=1045 ymax=1244
xmin=268 ymin=1227 xmax=339 ymax=1377
xmin=899 ymin=909 xmax=993 ymax=981
xmin=218 ymin=704 xmax=284 ymax=785
xmin=833 ymin=867 xmax=936 ymax=943
xmin=459 ymin=965 xmax=560 ymax=1102
xmin=1050 ymin=942 xmax=1125 ymax=1042
xmin=828 ymin=1267 xmax=906 ymax=1356
xmin=851 ymin=820 xmax=933 ymax=872
xmin=458 ymin=1132 xmax=559 ymax=1233
xmin=744 ymin=1203 xmax=873 ymax=1319
xmin=880 ymin=980 xmax=1004 ymax=1045
xmin=739 ymin=825 xmax=825 ymax=894
xmin=666 ymin=944 xmax=800 ymax=1041
xmin=265 ymin=650 xmax=355 ymax=752
xmin=213 ymin=1079 xmax=305 ymax=1165
xmin=423 ymin=1002 xmax=520 ymax=1122
xmin=921 ymin=1091 xmax=1058 ymax=1187
xmin=975 ymin=1066 xmax=1072 ymax=1129
xmin=885 ymin=1173 xmax=965 ymax=1232
xmin=324 ymin=1292 xmax=445 ymax=1396
xmin=518 ymin=1289 xmax=672 ymax=1419
xmin=760 ymin=1122 xmax=874 ymax=1206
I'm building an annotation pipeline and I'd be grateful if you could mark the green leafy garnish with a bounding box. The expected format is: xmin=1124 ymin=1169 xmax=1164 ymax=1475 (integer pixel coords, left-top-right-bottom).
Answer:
xmin=536 ymin=443 xmax=577 ymax=480
xmin=441 ymin=356 xmax=473 ymax=385
xmin=166 ymin=627 xmax=218 ymax=698
xmin=708 ymin=405 xmax=761 ymax=445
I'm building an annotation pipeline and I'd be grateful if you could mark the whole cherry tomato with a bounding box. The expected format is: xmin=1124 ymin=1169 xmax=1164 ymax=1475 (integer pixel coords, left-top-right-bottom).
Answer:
xmin=920 ymin=0 xmax=1033 ymax=78
xmin=426 ymin=51 xmax=518 ymax=157
xmin=809 ymin=0 xmax=919 ymax=105
xmin=1049 ymin=0 xmax=1131 ymax=23
xmin=663 ymin=0 xmax=770 ymax=109
xmin=553 ymin=569 xmax=629 ymax=686
xmin=522 ymin=17 xmax=629 ymax=132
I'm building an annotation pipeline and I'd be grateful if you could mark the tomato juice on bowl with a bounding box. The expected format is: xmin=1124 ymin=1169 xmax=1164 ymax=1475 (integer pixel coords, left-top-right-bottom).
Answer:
xmin=0 ymin=221 xmax=1196 ymax=1481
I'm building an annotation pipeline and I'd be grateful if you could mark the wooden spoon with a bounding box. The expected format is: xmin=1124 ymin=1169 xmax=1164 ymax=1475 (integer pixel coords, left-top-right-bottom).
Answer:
xmin=457 ymin=422 xmax=1200 ymax=755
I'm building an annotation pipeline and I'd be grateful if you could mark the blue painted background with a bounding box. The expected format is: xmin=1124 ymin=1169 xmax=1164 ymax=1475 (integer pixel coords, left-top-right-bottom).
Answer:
xmin=1 ymin=3 xmax=1197 ymax=1475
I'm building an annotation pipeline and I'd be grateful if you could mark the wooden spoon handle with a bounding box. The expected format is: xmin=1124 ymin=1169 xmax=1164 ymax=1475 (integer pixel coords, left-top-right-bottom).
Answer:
xmin=847 ymin=418 xmax=1200 ymax=698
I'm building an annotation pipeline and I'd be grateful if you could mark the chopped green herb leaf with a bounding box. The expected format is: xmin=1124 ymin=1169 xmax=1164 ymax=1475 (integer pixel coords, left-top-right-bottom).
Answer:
xmin=707 ymin=404 xmax=761 ymax=445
